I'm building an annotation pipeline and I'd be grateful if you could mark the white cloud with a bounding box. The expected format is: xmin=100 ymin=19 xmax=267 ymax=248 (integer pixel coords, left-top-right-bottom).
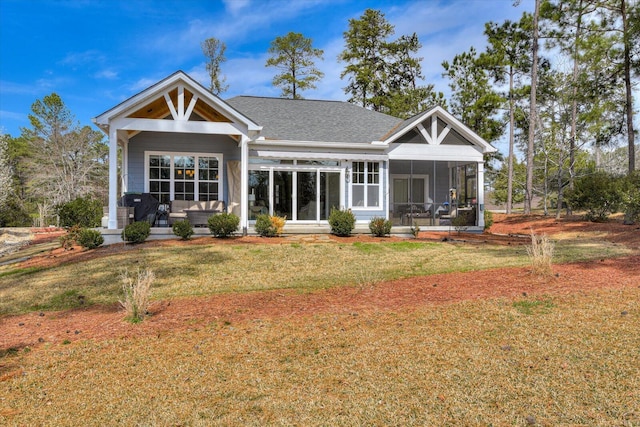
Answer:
xmin=95 ymin=69 xmax=119 ymax=80
xmin=60 ymin=50 xmax=106 ymax=67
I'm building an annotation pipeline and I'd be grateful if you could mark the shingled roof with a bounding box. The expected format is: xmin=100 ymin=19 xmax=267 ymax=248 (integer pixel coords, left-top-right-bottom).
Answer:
xmin=226 ymin=96 xmax=402 ymax=144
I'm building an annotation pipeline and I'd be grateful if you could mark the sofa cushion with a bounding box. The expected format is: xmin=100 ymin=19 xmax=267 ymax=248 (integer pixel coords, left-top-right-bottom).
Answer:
xmin=170 ymin=200 xmax=193 ymax=213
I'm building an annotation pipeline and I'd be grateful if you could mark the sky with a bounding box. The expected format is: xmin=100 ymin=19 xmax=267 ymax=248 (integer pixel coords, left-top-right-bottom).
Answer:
xmin=0 ymin=0 xmax=535 ymax=155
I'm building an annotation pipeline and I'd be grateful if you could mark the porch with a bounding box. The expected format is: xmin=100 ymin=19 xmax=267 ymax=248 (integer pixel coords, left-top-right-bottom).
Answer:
xmin=389 ymin=159 xmax=485 ymax=229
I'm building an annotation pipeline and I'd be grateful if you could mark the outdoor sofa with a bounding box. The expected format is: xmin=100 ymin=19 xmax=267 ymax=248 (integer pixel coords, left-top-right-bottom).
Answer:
xmin=168 ymin=200 xmax=226 ymax=227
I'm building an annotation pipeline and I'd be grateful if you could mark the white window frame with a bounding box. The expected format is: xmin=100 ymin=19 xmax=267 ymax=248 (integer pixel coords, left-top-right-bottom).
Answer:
xmin=350 ymin=161 xmax=383 ymax=210
xmin=144 ymin=151 xmax=224 ymax=202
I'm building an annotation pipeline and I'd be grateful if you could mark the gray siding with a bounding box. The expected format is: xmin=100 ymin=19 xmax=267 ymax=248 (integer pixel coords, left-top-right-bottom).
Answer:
xmin=127 ymin=131 xmax=241 ymax=202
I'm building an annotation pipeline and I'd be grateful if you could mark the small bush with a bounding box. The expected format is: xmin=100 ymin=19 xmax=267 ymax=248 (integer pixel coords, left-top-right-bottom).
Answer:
xmin=484 ymin=210 xmax=494 ymax=230
xmin=59 ymin=225 xmax=82 ymax=250
xmin=527 ymin=231 xmax=555 ymax=276
xmin=369 ymin=216 xmax=391 ymax=237
xmin=208 ymin=212 xmax=240 ymax=238
xmin=77 ymin=228 xmax=104 ymax=249
xmin=172 ymin=219 xmax=194 ymax=240
xmin=119 ymin=268 xmax=154 ymax=323
xmin=410 ymin=222 xmax=420 ymax=238
xmin=270 ymin=215 xmax=286 ymax=235
xmin=451 ymin=214 xmax=468 ymax=234
xmin=621 ymin=171 xmax=640 ymax=224
xmin=565 ymin=171 xmax=622 ymax=222
xmin=254 ymin=214 xmax=286 ymax=237
xmin=121 ymin=221 xmax=151 ymax=244
xmin=56 ymin=196 xmax=102 ymax=228
xmin=329 ymin=208 xmax=356 ymax=236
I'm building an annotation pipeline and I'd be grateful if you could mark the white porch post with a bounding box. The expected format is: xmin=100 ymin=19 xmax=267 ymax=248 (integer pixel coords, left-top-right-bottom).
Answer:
xmin=240 ymin=136 xmax=249 ymax=234
xmin=477 ymin=161 xmax=485 ymax=228
xmin=121 ymin=137 xmax=128 ymax=196
xmin=108 ymin=127 xmax=119 ymax=229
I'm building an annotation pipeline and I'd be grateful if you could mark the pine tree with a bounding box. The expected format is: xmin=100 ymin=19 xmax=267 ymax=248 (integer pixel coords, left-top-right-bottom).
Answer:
xmin=442 ymin=47 xmax=504 ymax=143
xmin=480 ymin=14 xmax=532 ymax=213
xmin=265 ymin=32 xmax=324 ymax=99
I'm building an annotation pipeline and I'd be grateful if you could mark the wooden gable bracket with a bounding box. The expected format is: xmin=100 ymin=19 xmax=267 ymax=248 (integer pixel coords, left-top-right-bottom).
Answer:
xmin=163 ymin=84 xmax=199 ymax=121
xmin=416 ymin=115 xmax=452 ymax=145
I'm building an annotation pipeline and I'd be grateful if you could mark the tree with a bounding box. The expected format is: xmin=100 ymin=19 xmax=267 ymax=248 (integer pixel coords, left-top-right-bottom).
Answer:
xmin=442 ymin=47 xmax=504 ymax=143
xmin=0 ymin=134 xmax=12 ymax=208
xmin=201 ymin=37 xmax=228 ymax=95
xmin=599 ymin=0 xmax=639 ymax=174
xmin=339 ymin=9 xmax=442 ymax=117
xmin=481 ymin=14 xmax=532 ymax=213
xmin=339 ymin=9 xmax=393 ymax=109
xmin=22 ymin=93 xmax=108 ymax=212
xmin=492 ymin=158 xmax=526 ymax=207
xmin=525 ymin=0 xmax=542 ymax=214
xmin=265 ymin=32 xmax=324 ymax=99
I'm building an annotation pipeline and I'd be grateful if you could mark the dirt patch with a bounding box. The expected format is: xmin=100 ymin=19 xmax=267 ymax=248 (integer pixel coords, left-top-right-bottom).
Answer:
xmin=1 ymin=214 xmax=639 ymax=351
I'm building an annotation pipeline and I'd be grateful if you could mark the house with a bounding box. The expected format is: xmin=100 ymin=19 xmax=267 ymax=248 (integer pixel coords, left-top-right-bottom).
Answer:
xmin=93 ymin=70 xmax=496 ymax=233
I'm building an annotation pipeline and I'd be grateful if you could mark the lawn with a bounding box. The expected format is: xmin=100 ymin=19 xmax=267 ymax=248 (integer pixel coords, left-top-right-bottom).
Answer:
xmin=0 ymin=233 xmax=632 ymax=316
xmin=1 ymin=218 xmax=639 ymax=425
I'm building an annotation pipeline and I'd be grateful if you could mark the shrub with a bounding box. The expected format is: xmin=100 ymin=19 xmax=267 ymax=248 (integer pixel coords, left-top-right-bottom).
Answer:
xmin=565 ymin=171 xmax=622 ymax=222
xmin=451 ymin=214 xmax=468 ymax=234
xmin=172 ymin=219 xmax=194 ymax=240
xmin=270 ymin=215 xmax=286 ymax=236
xmin=56 ymin=196 xmax=102 ymax=228
xmin=369 ymin=216 xmax=391 ymax=237
xmin=621 ymin=171 xmax=640 ymax=224
xmin=208 ymin=212 xmax=240 ymax=238
xmin=77 ymin=228 xmax=104 ymax=249
xmin=59 ymin=225 xmax=82 ymax=250
xmin=254 ymin=214 xmax=286 ymax=237
xmin=484 ymin=210 xmax=494 ymax=230
xmin=527 ymin=231 xmax=555 ymax=276
xmin=329 ymin=208 xmax=356 ymax=236
xmin=0 ymin=194 xmax=32 ymax=227
xmin=121 ymin=221 xmax=151 ymax=244
xmin=410 ymin=222 xmax=420 ymax=238
xmin=119 ymin=268 xmax=154 ymax=323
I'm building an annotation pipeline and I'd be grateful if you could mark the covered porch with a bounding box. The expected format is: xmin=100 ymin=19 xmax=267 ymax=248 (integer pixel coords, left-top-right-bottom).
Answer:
xmin=389 ymin=160 xmax=485 ymax=229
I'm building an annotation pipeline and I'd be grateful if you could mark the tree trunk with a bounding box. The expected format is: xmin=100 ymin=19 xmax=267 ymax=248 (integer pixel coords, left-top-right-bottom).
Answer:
xmin=525 ymin=0 xmax=541 ymax=215
xmin=621 ymin=0 xmax=635 ymax=174
xmin=568 ymin=0 xmax=583 ymax=216
xmin=507 ymin=68 xmax=515 ymax=214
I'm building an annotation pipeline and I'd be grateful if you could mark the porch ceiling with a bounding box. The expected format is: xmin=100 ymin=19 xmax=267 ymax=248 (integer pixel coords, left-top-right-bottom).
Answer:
xmin=127 ymin=88 xmax=232 ymax=122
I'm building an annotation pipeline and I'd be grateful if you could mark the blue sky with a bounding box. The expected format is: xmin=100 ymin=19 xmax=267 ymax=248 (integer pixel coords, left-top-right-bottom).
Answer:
xmin=1 ymin=0 xmax=533 ymax=154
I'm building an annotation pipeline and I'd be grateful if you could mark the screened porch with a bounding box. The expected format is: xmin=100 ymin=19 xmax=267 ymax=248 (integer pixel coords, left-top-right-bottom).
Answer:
xmin=389 ymin=160 xmax=481 ymax=228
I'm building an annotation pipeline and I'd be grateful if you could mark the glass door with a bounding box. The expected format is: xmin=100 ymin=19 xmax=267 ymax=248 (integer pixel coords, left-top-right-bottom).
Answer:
xmin=297 ymin=171 xmax=317 ymax=220
xmin=273 ymin=171 xmax=293 ymax=219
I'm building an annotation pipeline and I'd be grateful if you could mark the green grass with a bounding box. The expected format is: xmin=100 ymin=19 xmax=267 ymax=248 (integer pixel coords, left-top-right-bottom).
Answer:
xmin=0 ymin=237 xmax=632 ymax=316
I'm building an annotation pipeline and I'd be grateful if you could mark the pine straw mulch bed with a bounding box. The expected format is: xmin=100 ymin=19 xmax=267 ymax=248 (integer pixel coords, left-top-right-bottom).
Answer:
xmin=1 ymin=214 xmax=639 ymax=352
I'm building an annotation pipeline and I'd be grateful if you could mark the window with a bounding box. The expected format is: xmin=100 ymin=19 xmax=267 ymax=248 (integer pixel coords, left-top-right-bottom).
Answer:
xmin=351 ymin=161 xmax=380 ymax=208
xmin=147 ymin=152 xmax=221 ymax=203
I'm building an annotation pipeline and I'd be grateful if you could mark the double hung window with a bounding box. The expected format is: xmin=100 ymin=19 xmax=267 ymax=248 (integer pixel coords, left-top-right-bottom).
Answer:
xmin=351 ymin=161 xmax=380 ymax=208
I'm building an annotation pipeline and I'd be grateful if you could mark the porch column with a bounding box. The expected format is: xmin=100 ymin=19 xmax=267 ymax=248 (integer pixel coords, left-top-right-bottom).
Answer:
xmin=108 ymin=127 xmax=119 ymax=229
xmin=477 ymin=161 xmax=485 ymax=228
xmin=240 ymin=136 xmax=249 ymax=234
xmin=121 ymin=137 xmax=128 ymax=196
